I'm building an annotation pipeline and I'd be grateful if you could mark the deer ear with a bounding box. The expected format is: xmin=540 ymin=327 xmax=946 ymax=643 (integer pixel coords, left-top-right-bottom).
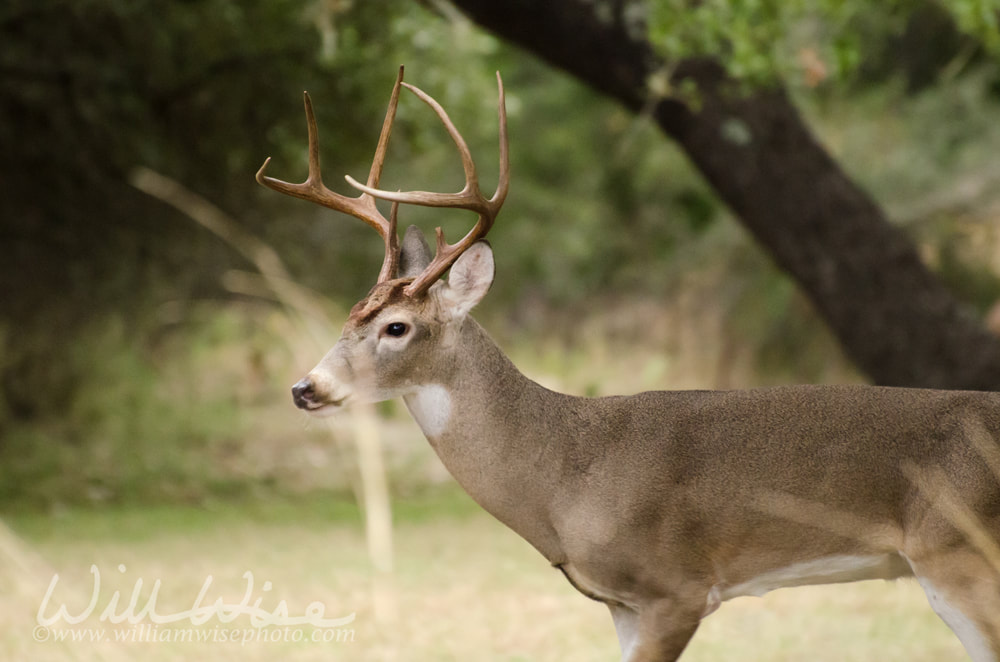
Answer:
xmin=440 ymin=241 xmax=494 ymax=318
xmin=399 ymin=225 xmax=432 ymax=279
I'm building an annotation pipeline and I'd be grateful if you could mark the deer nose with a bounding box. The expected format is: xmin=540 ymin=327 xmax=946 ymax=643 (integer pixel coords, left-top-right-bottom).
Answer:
xmin=291 ymin=379 xmax=316 ymax=410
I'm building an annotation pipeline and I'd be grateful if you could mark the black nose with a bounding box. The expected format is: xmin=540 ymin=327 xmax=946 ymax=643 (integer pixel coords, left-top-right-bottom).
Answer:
xmin=291 ymin=379 xmax=316 ymax=410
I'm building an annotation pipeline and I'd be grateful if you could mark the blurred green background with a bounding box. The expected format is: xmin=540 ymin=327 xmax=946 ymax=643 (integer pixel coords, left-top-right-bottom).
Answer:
xmin=4 ymin=0 xmax=1000 ymax=509
xmin=1 ymin=1 xmax=999 ymax=659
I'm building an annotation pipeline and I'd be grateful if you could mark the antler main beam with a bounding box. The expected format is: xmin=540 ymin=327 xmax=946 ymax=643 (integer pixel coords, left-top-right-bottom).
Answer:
xmin=346 ymin=72 xmax=509 ymax=297
xmin=256 ymin=68 xmax=508 ymax=297
xmin=255 ymin=67 xmax=406 ymax=284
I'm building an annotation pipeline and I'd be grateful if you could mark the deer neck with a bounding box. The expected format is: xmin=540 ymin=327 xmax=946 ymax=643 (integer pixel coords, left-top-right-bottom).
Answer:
xmin=403 ymin=316 xmax=569 ymax=561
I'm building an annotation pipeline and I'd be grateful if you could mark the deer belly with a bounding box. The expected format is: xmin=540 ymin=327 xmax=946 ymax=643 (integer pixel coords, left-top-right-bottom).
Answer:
xmin=716 ymin=553 xmax=911 ymax=602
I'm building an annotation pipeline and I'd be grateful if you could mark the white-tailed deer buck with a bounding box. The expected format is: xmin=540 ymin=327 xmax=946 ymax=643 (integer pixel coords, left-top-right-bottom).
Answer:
xmin=258 ymin=68 xmax=1000 ymax=661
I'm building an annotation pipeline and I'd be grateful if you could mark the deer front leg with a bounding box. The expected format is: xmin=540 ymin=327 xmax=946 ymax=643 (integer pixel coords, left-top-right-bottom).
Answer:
xmin=609 ymin=598 xmax=702 ymax=662
xmin=906 ymin=550 xmax=1000 ymax=662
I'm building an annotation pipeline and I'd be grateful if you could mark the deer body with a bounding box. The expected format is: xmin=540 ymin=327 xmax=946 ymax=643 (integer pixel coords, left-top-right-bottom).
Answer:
xmin=259 ymin=69 xmax=1000 ymax=661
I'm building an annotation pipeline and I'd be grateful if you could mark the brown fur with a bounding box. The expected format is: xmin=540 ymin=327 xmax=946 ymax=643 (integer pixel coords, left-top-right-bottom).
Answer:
xmin=347 ymin=279 xmax=413 ymax=325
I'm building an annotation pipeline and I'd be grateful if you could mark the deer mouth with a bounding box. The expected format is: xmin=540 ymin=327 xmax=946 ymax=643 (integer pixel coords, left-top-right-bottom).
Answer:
xmin=301 ymin=395 xmax=347 ymax=416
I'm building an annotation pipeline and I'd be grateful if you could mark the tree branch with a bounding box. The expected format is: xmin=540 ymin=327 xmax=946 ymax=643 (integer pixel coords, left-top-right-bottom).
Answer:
xmin=443 ymin=0 xmax=1000 ymax=389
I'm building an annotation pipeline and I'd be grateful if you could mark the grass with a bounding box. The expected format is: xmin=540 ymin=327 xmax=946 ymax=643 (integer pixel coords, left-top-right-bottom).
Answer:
xmin=0 ymin=489 xmax=968 ymax=662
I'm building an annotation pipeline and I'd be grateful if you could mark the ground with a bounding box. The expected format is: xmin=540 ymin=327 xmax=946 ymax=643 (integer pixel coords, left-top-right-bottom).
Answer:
xmin=0 ymin=488 xmax=969 ymax=662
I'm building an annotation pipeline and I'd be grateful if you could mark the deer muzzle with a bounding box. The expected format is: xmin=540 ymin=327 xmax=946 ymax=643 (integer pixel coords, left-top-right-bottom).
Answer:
xmin=291 ymin=376 xmax=347 ymax=415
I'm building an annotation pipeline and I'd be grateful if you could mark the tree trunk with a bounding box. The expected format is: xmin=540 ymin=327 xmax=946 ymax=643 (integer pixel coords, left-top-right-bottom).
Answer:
xmin=442 ymin=0 xmax=1000 ymax=390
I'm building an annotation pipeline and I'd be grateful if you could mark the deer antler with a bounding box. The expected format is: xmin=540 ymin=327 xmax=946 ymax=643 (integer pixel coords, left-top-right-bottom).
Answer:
xmin=345 ymin=72 xmax=509 ymax=298
xmin=256 ymin=67 xmax=405 ymax=284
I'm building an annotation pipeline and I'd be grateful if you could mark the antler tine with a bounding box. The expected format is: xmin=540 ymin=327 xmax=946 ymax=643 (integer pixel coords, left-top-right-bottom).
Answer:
xmin=256 ymin=67 xmax=407 ymax=283
xmin=367 ymin=67 xmax=405 ymax=191
xmin=345 ymin=72 xmax=510 ymax=297
xmin=380 ymin=200 xmax=400 ymax=284
xmin=493 ymin=71 xmax=510 ymax=210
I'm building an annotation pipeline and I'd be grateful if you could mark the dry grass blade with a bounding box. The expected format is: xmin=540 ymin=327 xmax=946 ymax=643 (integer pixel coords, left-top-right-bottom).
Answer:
xmin=130 ymin=166 xmax=397 ymax=621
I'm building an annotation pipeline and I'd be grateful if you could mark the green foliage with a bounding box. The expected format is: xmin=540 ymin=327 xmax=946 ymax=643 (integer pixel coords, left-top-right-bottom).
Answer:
xmin=951 ymin=0 xmax=1000 ymax=50
xmin=3 ymin=0 xmax=1000 ymax=507
xmin=1 ymin=0 xmax=319 ymax=193
xmin=650 ymin=0 xmax=791 ymax=84
xmin=0 ymin=0 xmax=330 ymax=387
xmin=0 ymin=309 xmax=281 ymax=507
xmin=647 ymin=0 xmax=1000 ymax=87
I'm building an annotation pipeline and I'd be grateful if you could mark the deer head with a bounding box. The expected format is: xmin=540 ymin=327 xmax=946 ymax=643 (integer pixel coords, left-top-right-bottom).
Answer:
xmin=256 ymin=67 xmax=508 ymax=414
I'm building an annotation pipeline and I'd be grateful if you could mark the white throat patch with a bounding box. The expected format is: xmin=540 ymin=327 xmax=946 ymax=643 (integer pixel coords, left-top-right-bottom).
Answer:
xmin=406 ymin=385 xmax=452 ymax=438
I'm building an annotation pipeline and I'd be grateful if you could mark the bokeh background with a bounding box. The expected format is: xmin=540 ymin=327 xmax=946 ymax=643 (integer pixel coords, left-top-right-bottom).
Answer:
xmin=2 ymin=1 xmax=999 ymax=660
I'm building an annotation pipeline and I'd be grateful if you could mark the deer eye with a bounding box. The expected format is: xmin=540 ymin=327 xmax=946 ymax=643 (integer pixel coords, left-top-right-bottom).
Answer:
xmin=384 ymin=322 xmax=409 ymax=337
